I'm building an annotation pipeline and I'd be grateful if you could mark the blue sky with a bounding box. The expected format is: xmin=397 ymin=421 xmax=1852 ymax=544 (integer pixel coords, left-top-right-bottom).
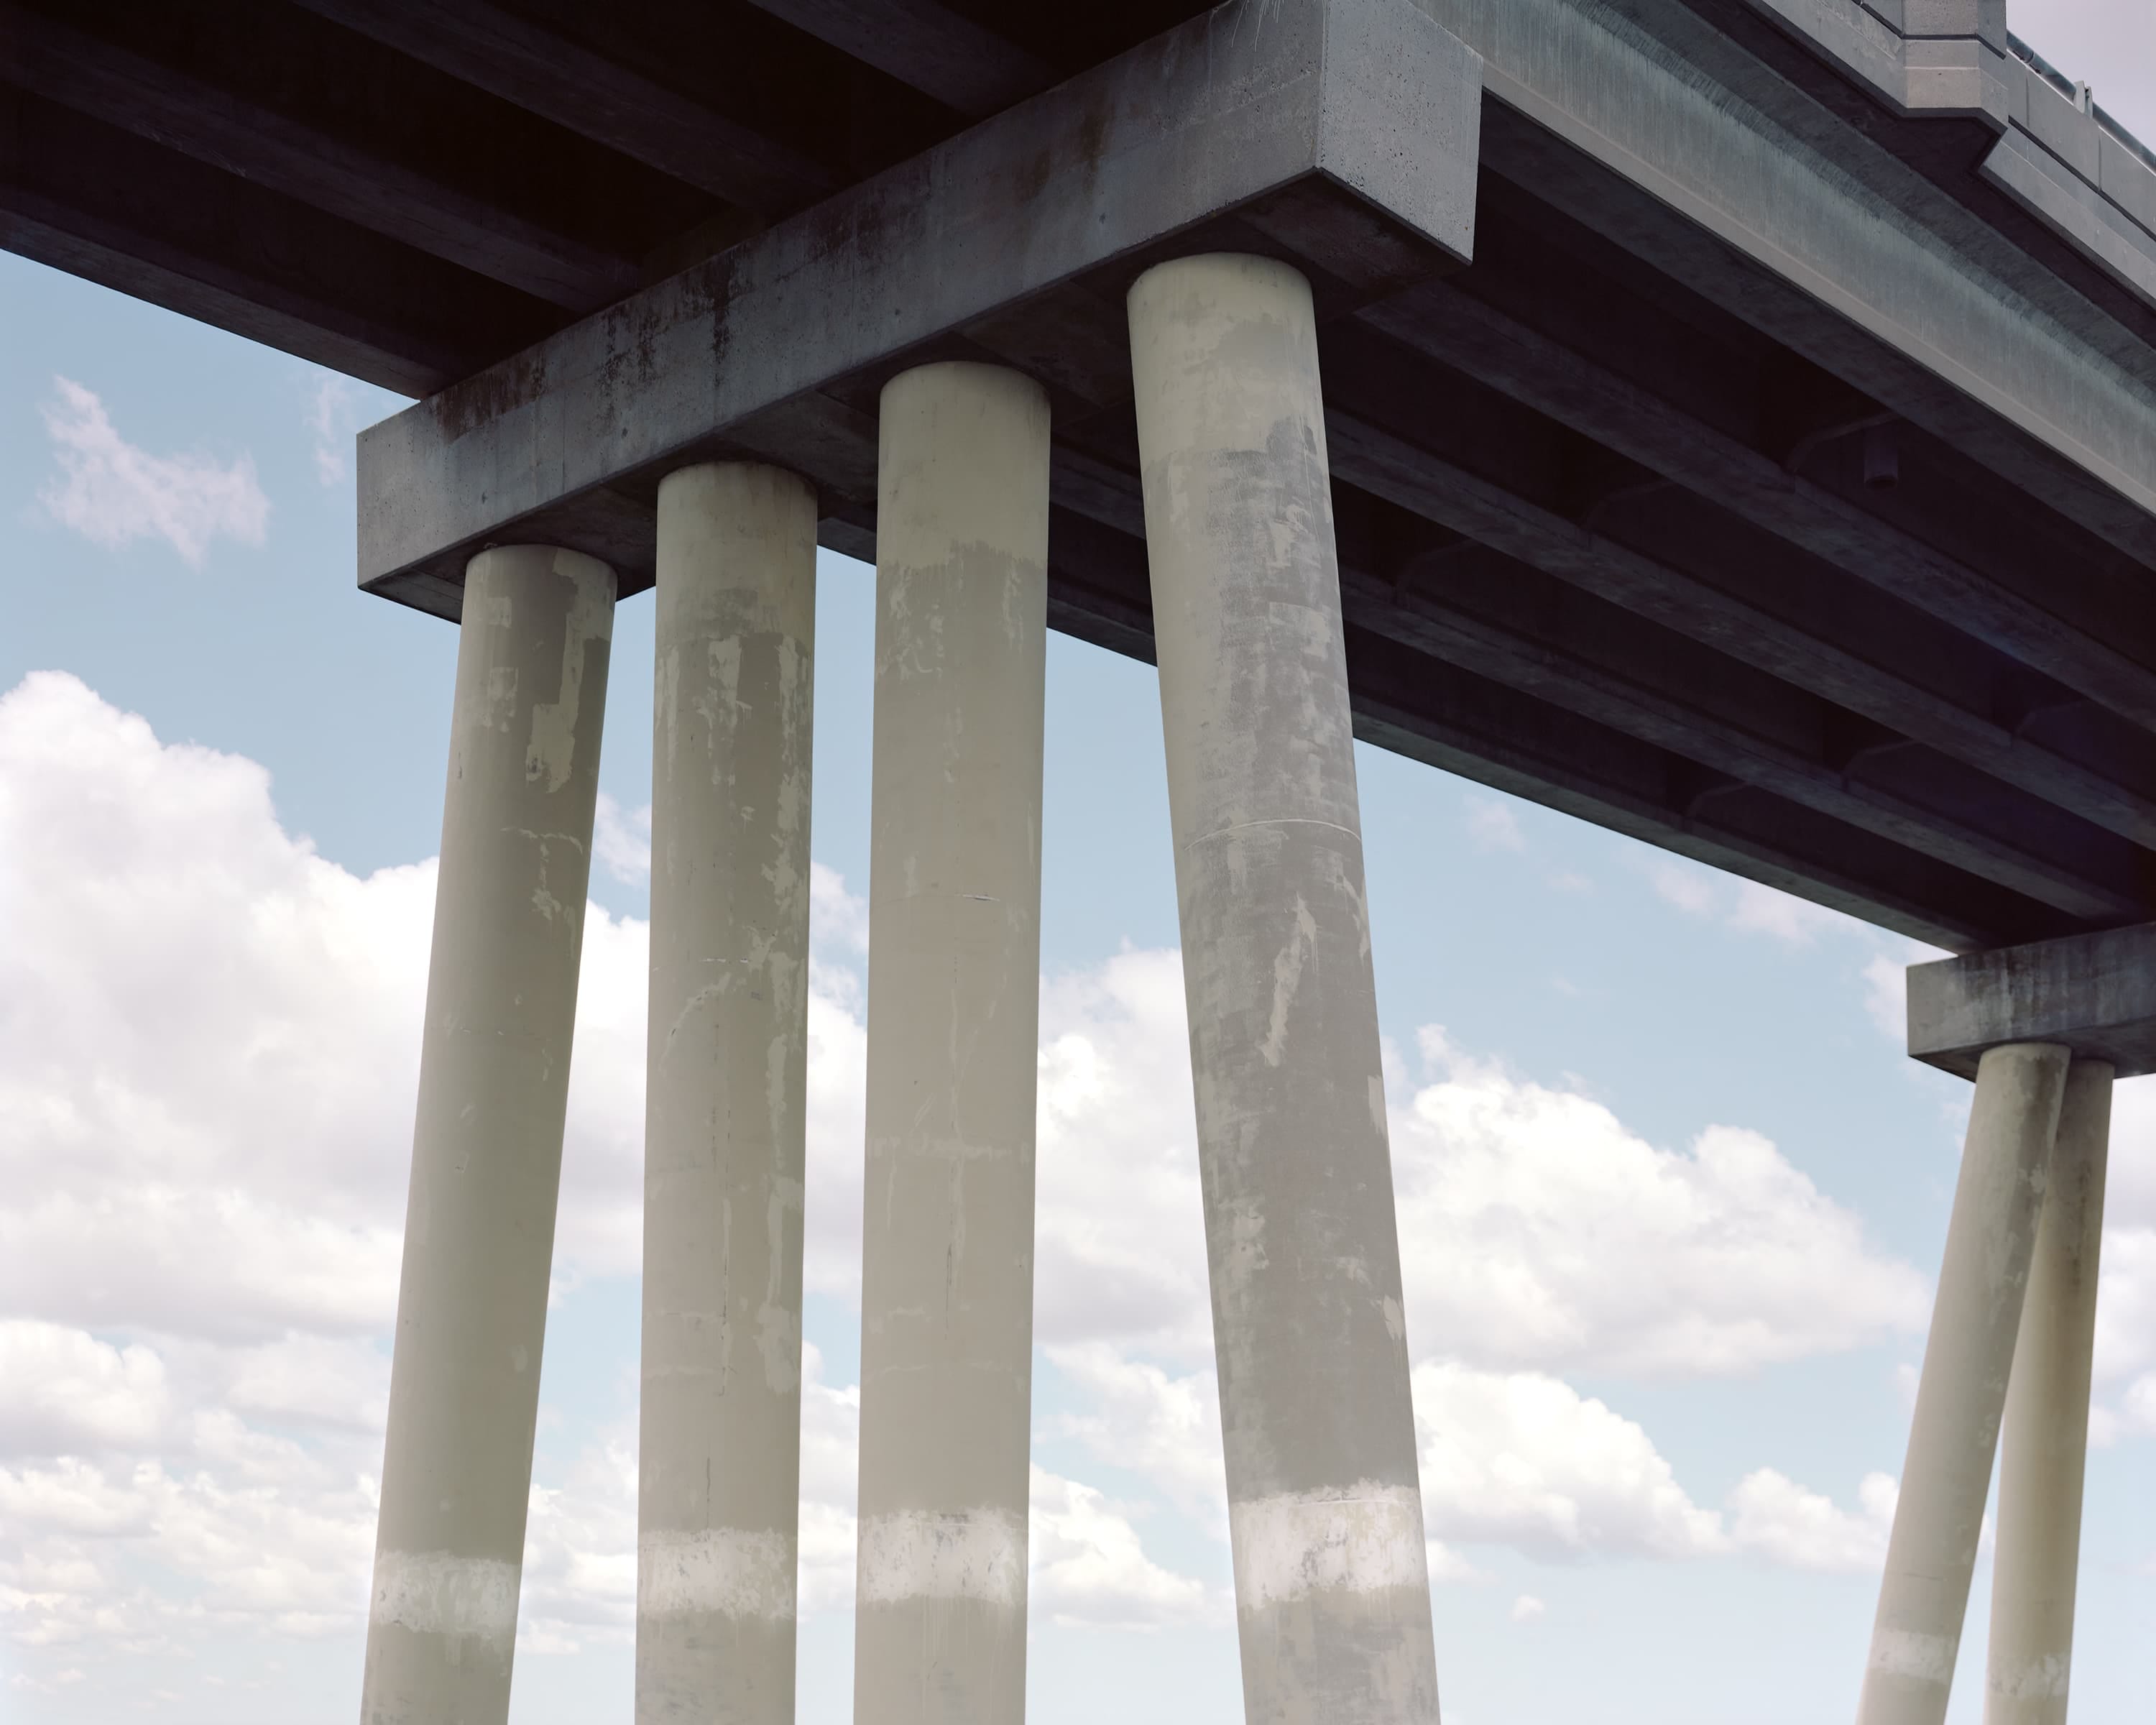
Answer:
xmin=1 ymin=7 xmax=2152 ymax=1720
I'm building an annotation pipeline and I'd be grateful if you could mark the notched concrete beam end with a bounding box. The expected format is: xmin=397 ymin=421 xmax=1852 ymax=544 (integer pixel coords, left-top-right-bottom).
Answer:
xmin=355 ymin=0 xmax=1483 ymax=621
xmin=1907 ymin=921 xmax=2156 ymax=1078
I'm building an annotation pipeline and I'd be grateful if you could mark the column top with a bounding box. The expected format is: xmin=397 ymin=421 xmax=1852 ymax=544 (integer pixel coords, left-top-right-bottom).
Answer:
xmin=1907 ymin=921 xmax=2156 ymax=1078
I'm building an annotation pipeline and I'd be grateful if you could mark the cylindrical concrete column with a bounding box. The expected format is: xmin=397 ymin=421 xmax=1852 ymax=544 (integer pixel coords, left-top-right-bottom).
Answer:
xmin=637 ymin=464 xmax=818 ymax=1723
xmin=361 ymin=546 xmax=617 ymax=1725
xmin=854 ymin=362 xmax=1049 ymax=1725
xmin=1984 ymin=1057 xmax=2112 ymax=1725
xmin=1857 ymin=1041 xmax=2071 ymax=1725
xmin=1128 ymin=252 xmax=1439 ymax=1724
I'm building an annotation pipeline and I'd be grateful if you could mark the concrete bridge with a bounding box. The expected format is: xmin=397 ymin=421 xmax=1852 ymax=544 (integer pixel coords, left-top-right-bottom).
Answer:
xmin=6 ymin=2 xmax=2152 ymax=1721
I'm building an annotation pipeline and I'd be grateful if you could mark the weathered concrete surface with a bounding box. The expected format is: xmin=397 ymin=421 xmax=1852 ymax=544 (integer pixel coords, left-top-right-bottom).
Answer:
xmin=1128 ymin=252 xmax=1438 ymax=1724
xmin=361 ymin=545 xmax=616 ymax=1725
xmin=1907 ymin=923 xmax=2156 ymax=1078
xmin=637 ymin=464 xmax=816 ymax=1723
xmin=854 ymin=362 xmax=1049 ymax=1725
xmin=354 ymin=0 xmax=1481 ymax=612
xmin=1984 ymin=1058 xmax=2112 ymax=1725
xmin=1857 ymin=1041 xmax=2070 ymax=1725
xmin=1426 ymin=0 xmax=2156 ymax=551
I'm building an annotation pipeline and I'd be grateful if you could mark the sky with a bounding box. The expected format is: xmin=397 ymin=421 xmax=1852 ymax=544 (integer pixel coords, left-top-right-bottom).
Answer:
xmin=1 ymin=4 xmax=2152 ymax=1721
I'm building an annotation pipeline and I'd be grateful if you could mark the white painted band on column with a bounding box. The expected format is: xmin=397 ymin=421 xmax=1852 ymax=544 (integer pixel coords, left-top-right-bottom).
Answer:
xmin=637 ymin=1529 xmax=797 ymax=1623
xmin=369 ymin=1551 xmax=521 ymax=1648
xmin=1984 ymin=1057 xmax=2112 ymax=1725
xmin=1856 ymin=1040 xmax=2070 ymax=1725
xmin=1229 ymin=1483 xmax=1432 ymax=1609
xmin=857 ymin=1509 xmax=1028 ymax=1608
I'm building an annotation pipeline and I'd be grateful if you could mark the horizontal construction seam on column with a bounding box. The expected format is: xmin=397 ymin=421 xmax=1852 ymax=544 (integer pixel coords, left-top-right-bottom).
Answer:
xmin=370 ymin=1550 xmax=520 ymax=1645
xmin=862 ymin=1136 xmax=1018 ymax=1162
xmin=1179 ymin=817 xmax=1364 ymax=847
xmin=857 ymin=1509 xmax=1026 ymax=1608
xmin=637 ymin=1529 xmax=796 ymax=1622
xmin=1228 ymin=1483 xmax=1430 ymax=1609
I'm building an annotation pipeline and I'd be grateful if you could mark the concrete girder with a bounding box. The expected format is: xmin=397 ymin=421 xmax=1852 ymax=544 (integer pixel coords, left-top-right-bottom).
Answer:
xmin=350 ymin=0 xmax=2156 ymax=612
xmin=1033 ymin=427 xmax=2112 ymax=953
xmin=1428 ymin=1 xmax=2156 ymax=566
xmin=289 ymin=0 xmax=840 ymax=213
xmin=1358 ymin=280 xmax=2156 ymax=765
xmin=354 ymin=0 xmax=1482 ymax=615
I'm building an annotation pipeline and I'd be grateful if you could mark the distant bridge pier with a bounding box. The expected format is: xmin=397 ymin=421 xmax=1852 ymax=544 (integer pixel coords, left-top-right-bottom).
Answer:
xmin=1861 ymin=926 xmax=2155 ymax=1725
xmin=1855 ymin=1041 xmax=2068 ymax=1725
xmin=1129 ymin=252 xmax=1442 ymax=1723
xmin=361 ymin=546 xmax=617 ymax=1725
xmin=1986 ymin=1057 xmax=2111 ymax=1725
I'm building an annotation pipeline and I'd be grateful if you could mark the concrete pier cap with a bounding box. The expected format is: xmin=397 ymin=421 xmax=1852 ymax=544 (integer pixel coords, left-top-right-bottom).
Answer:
xmin=1907 ymin=922 xmax=2156 ymax=1078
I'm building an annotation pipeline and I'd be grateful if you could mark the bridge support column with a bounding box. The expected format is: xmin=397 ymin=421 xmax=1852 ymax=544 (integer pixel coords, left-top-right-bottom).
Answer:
xmin=637 ymin=464 xmax=817 ymax=1722
xmin=361 ymin=546 xmax=616 ymax=1725
xmin=1127 ymin=252 xmax=1440 ymax=1724
xmin=1857 ymin=1041 xmax=2070 ymax=1725
xmin=854 ymin=362 xmax=1049 ymax=1725
xmin=1984 ymin=1057 xmax=2112 ymax=1725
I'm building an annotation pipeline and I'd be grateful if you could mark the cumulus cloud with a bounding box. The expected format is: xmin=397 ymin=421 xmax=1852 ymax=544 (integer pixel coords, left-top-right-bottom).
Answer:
xmin=0 ymin=673 xmax=1205 ymax=1657
xmin=1465 ymin=797 xmax=1526 ymax=852
xmin=1725 ymin=1468 xmax=1897 ymax=1573
xmin=1046 ymin=1343 xmax=1227 ymax=1535
xmin=0 ymin=671 xmax=2011 ymax=1674
xmin=1035 ymin=952 xmax=1212 ymax=1361
xmin=1029 ymin=1467 xmax=1217 ymax=1630
xmin=1648 ymin=857 xmax=1847 ymax=945
xmin=592 ymin=791 xmax=653 ymax=886
xmin=305 ymin=375 xmax=359 ymax=487
xmin=38 ymin=379 xmax=270 ymax=566
xmin=1414 ymin=1363 xmax=1725 ymax=1560
xmin=0 ymin=1323 xmax=171 ymax=1458
xmin=1393 ymin=1031 xmax=1929 ymax=1376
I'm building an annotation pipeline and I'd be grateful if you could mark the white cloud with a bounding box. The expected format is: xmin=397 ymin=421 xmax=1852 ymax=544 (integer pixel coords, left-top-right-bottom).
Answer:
xmin=1466 ymin=798 xmax=1526 ymax=852
xmin=1414 ymin=1363 xmax=1726 ymax=1560
xmin=1649 ymin=858 xmax=1845 ymax=945
xmin=0 ymin=671 xmax=2006 ymax=1668
xmin=1393 ymin=1032 xmax=1928 ymax=1376
xmin=1725 ymin=1469 xmax=1896 ymax=1573
xmin=1035 ymin=952 xmax=1212 ymax=1360
xmin=38 ymin=378 xmax=269 ymax=566
xmin=1861 ymin=954 xmax=1907 ymax=1041
xmin=1046 ymin=1343 xmax=1227 ymax=1535
xmin=1511 ymin=1593 xmax=1545 ymax=1622
xmin=305 ymin=376 xmax=359 ymax=487
xmin=0 ymin=1323 xmax=170 ymax=1457
xmin=1029 ymin=1467 xmax=1217 ymax=1630
xmin=592 ymin=792 xmax=652 ymax=886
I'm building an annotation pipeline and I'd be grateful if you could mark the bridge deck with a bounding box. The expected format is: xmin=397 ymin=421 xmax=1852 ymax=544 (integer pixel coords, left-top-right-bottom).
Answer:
xmin=6 ymin=0 xmax=2154 ymax=952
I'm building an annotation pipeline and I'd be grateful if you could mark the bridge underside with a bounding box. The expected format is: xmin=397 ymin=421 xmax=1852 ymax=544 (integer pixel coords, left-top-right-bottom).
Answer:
xmin=7 ymin=0 xmax=2155 ymax=953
